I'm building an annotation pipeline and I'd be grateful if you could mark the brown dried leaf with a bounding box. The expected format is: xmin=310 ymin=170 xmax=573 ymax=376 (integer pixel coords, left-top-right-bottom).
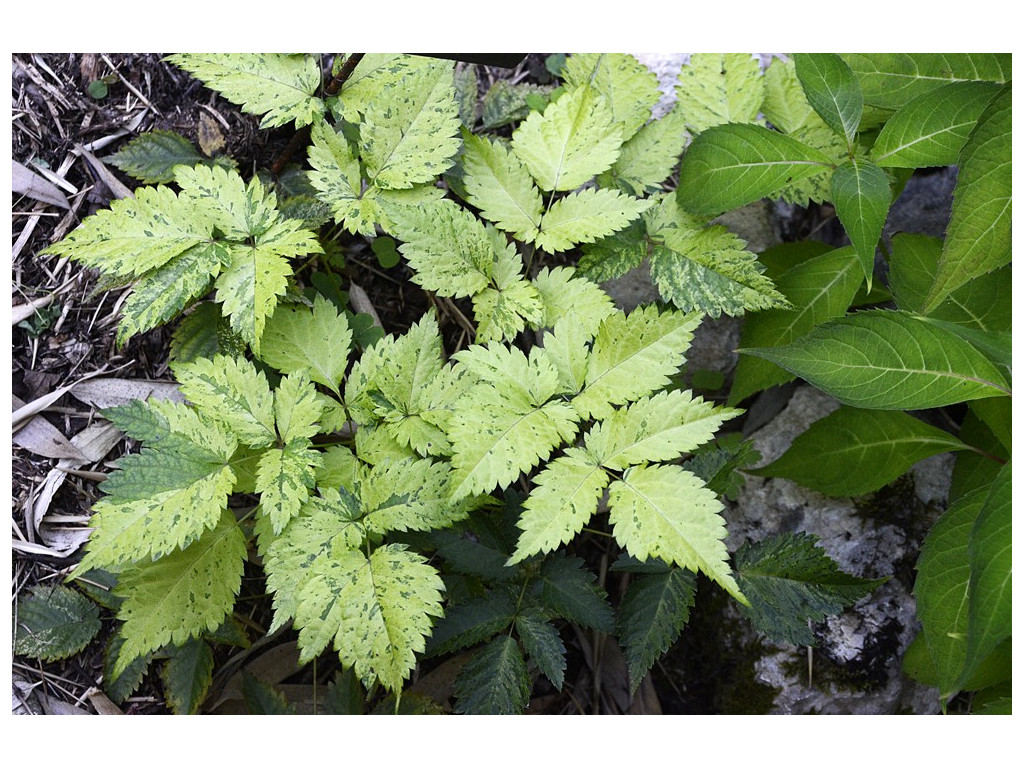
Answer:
xmin=198 ymin=112 xmax=226 ymax=156
xmin=12 ymin=160 xmax=71 ymax=209
xmin=69 ymin=377 xmax=184 ymax=410
xmin=11 ymin=395 xmax=88 ymax=461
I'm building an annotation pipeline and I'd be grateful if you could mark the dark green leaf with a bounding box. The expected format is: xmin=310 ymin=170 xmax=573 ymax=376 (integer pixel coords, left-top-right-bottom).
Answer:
xmin=740 ymin=310 xmax=1010 ymax=410
xmin=734 ymin=532 xmax=886 ymax=646
xmin=535 ymin=555 xmax=615 ymax=633
xmin=681 ymin=435 xmax=761 ymax=501
xmin=750 ymin=407 xmax=969 ymax=497
xmin=949 ymin=411 xmax=1008 ymax=503
xmin=14 ymin=585 xmax=101 ymax=662
xmin=161 ymin=637 xmax=214 ymax=714
xmin=830 ymin=159 xmax=890 ymax=288
xmin=241 ymin=672 xmax=296 ymax=714
xmin=424 ymin=591 xmax=516 ymax=657
xmin=615 ymin=568 xmax=696 ymax=692
xmin=677 ymin=123 xmax=833 ymax=216
xmin=960 ymin=462 xmax=1012 ymax=689
xmin=794 ymin=53 xmax=863 ymax=144
xmin=924 ymin=84 xmax=1011 ymax=313
xmin=515 ymin=611 xmax=567 ymax=690
xmin=454 ymin=635 xmax=531 ymax=714
xmin=913 ymin=487 xmax=986 ymax=698
xmin=842 ymin=53 xmax=1011 ymax=110
xmin=109 ymin=129 xmax=236 ymax=184
xmin=323 ymin=667 xmax=364 ymax=714
xmin=102 ymin=632 xmax=150 ymax=704
xmin=870 ymin=81 xmax=1001 ymax=168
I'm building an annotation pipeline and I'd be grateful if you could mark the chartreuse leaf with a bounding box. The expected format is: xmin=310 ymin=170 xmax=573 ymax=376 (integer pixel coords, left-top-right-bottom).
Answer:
xmin=174 ymin=354 xmax=276 ymax=446
xmin=677 ymin=123 xmax=833 ymax=216
xmin=647 ymin=195 xmax=788 ymax=316
xmin=730 ymin=246 xmax=863 ymax=404
xmin=508 ymin=448 xmax=609 ymax=564
xmin=292 ymin=544 xmax=445 ymax=692
xmin=539 ymin=321 xmax=591 ymax=397
xmin=598 ymin=105 xmax=688 ymax=195
xmin=750 ymin=407 xmax=969 ymax=497
xmin=607 ymin=464 xmax=744 ymax=603
xmin=572 ymin=305 xmax=700 ymax=421
xmin=794 ymin=53 xmax=863 ymax=146
xmin=360 ymin=58 xmax=460 ymax=190
xmin=474 ymin=278 xmax=544 ymax=344
xmin=385 ymin=197 xmax=497 ymax=298
xmin=78 ymin=401 xmax=236 ymax=572
xmin=264 ymin=487 xmax=365 ymax=630
xmin=960 ymin=462 xmax=1011 ymax=689
xmin=516 ymin=610 xmax=567 ymax=689
xmin=330 ymin=54 xmax=430 ymax=123
xmin=575 ymin=218 xmax=646 ymax=283
xmin=536 ymin=188 xmax=652 ymax=253
xmin=454 ymin=634 xmax=530 ymax=715
xmin=561 ymin=53 xmax=661 ymax=140
xmin=259 ymin=295 xmax=351 ymax=396
xmin=255 ymin=439 xmax=321 ymax=535
xmin=42 ymin=184 xmax=213 ymax=279
xmin=174 ymin=164 xmax=280 ymax=241
xmin=448 ymin=344 xmax=580 ymax=499
xmin=360 ymin=458 xmax=472 ymax=536
xmin=14 ymin=585 xmax=101 ymax=662
xmin=306 ymin=117 xmax=364 ymax=234
xmin=615 ymin=566 xmax=696 ymax=693
xmin=841 ymin=53 xmax=1011 ymax=110
xmin=535 ymin=555 xmax=615 ymax=632
xmin=673 ymin=53 xmax=764 ymax=134
xmin=923 ymin=84 xmax=1011 ymax=313
xmin=459 ymin=130 xmax=542 ymax=242
xmin=512 ymin=84 xmax=623 ymax=191
xmin=531 ymin=266 xmax=616 ymax=336
xmin=161 ymin=637 xmax=215 ymax=715
xmin=113 ymin=510 xmax=247 ymax=677
xmin=829 ymin=159 xmax=891 ymax=288
xmin=733 ymin=532 xmax=885 ymax=646
xmin=870 ymin=81 xmax=1001 ymax=168
xmin=740 ymin=310 xmax=1010 ymax=410
xmin=913 ymin=487 xmax=986 ymax=699
xmin=585 ymin=389 xmax=742 ymax=471
xmin=166 ymin=53 xmax=324 ymax=128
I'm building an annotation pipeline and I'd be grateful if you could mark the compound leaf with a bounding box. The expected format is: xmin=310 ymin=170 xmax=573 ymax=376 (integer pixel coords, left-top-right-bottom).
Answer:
xmin=109 ymin=129 xmax=235 ymax=184
xmin=509 ymin=448 xmax=609 ymax=564
xmin=360 ymin=59 xmax=460 ymax=190
xmin=729 ymin=246 xmax=863 ymax=405
xmin=360 ymin=458 xmax=470 ymax=536
xmin=255 ymin=439 xmax=321 ymax=535
xmin=425 ymin=591 xmax=517 ymax=657
xmin=512 ymin=85 xmax=623 ymax=191
xmin=830 ymin=158 xmax=891 ymax=288
xmin=113 ymin=510 xmax=246 ymax=678
xmin=750 ymin=407 xmax=969 ymax=497
xmin=460 ymin=130 xmax=543 ymax=242
xmin=677 ymin=123 xmax=833 ymax=216
xmin=473 ymin=279 xmax=544 ymax=344
xmin=572 ymin=305 xmax=700 ymax=421
xmin=673 ymin=53 xmax=764 ymax=134
xmin=531 ymin=266 xmax=616 ymax=336
xmin=598 ymin=105 xmax=688 ymax=195
xmin=870 ymin=81 xmax=1002 ymax=168
xmin=14 ymin=585 xmax=101 ymax=662
xmin=924 ymin=84 xmax=1011 ymax=313
xmin=306 ymin=117 xmax=364 ymax=233
xmin=535 ymin=187 xmax=652 ymax=253
xmin=167 ymin=53 xmax=324 ymax=128
xmin=794 ymin=53 xmax=863 ymax=145
xmin=174 ymin=354 xmax=276 ymax=446
xmin=607 ymin=464 xmax=743 ymax=603
xmin=292 ymin=544 xmax=445 ymax=692
xmin=260 ymin=295 xmax=351 ymax=396
xmin=740 ymin=309 xmax=1010 ymax=409
xmin=733 ymin=532 xmax=885 ymax=646
xmin=616 ymin=567 xmax=696 ymax=693
xmin=454 ymin=635 xmax=530 ymax=715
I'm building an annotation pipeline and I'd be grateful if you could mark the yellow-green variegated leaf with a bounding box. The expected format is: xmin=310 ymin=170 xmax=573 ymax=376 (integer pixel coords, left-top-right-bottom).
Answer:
xmin=473 ymin=280 xmax=544 ymax=343
xmin=260 ymin=295 xmax=352 ymax=397
xmin=512 ymin=85 xmax=623 ymax=191
xmin=508 ymin=448 xmax=609 ymax=564
xmin=530 ymin=266 xmax=616 ymax=336
xmin=360 ymin=458 xmax=471 ymax=536
xmin=460 ymin=130 xmax=543 ymax=243
xmin=674 ymin=53 xmax=764 ymax=134
xmin=174 ymin=354 xmax=277 ymax=447
xmin=112 ymin=510 xmax=247 ymax=677
xmin=255 ymin=439 xmax=322 ymax=535
xmin=562 ymin=53 xmax=662 ymax=141
xmin=535 ymin=187 xmax=653 ymax=253
xmin=607 ymin=464 xmax=744 ymax=602
xmin=293 ymin=544 xmax=445 ymax=692
xmin=167 ymin=53 xmax=324 ymax=129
